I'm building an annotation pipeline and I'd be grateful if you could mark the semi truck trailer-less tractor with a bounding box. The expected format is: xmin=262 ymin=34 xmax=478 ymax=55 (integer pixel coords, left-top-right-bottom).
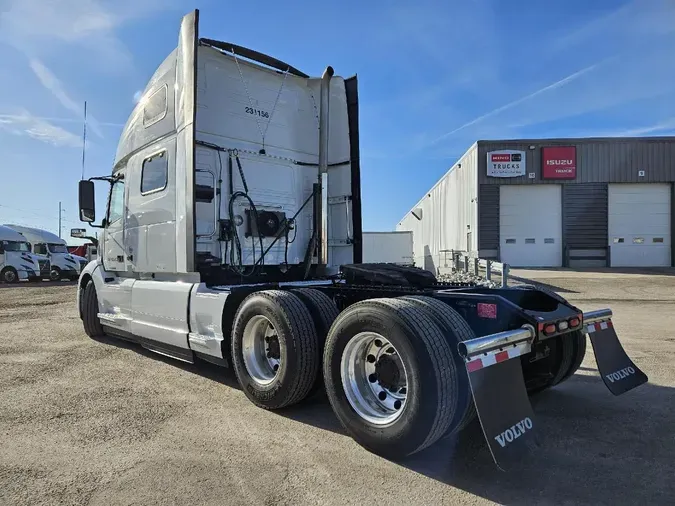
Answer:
xmin=76 ymin=10 xmax=647 ymax=469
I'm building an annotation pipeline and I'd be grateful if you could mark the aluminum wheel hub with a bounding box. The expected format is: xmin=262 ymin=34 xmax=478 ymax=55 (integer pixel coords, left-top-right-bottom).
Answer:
xmin=341 ymin=332 xmax=408 ymax=425
xmin=242 ymin=315 xmax=281 ymax=386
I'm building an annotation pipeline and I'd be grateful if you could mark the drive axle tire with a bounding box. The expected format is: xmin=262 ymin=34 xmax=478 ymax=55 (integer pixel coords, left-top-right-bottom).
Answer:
xmin=81 ymin=281 xmax=104 ymax=338
xmin=557 ymin=330 xmax=587 ymax=385
xmin=290 ymin=288 xmax=339 ymax=397
xmin=399 ymin=295 xmax=477 ymax=433
xmin=49 ymin=267 xmax=61 ymax=282
xmin=290 ymin=288 xmax=339 ymax=348
xmin=514 ymin=284 xmax=579 ymax=392
xmin=323 ymin=298 xmax=459 ymax=460
xmin=231 ymin=290 xmax=320 ymax=410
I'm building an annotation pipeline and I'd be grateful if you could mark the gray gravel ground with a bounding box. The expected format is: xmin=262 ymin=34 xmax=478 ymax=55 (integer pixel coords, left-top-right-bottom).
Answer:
xmin=1 ymin=271 xmax=674 ymax=506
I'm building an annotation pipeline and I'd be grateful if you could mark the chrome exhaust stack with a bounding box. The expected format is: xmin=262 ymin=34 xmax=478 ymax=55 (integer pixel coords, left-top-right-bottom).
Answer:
xmin=317 ymin=66 xmax=334 ymax=266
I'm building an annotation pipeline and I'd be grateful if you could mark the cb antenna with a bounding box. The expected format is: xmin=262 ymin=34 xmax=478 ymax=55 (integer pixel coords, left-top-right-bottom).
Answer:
xmin=81 ymin=101 xmax=87 ymax=180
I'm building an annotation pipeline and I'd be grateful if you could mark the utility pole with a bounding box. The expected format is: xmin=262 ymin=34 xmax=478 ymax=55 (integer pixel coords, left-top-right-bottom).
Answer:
xmin=58 ymin=201 xmax=62 ymax=238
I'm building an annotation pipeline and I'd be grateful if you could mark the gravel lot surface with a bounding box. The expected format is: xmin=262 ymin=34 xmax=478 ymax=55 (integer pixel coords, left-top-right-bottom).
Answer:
xmin=1 ymin=271 xmax=674 ymax=505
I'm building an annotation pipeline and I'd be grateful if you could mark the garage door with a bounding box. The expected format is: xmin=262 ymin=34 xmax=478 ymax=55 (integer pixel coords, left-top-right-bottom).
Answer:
xmin=500 ymin=185 xmax=562 ymax=267
xmin=608 ymin=184 xmax=671 ymax=267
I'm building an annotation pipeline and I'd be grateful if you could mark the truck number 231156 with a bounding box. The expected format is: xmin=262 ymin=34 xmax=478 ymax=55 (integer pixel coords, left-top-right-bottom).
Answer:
xmin=245 ymin=107 xmax=270 ymax=119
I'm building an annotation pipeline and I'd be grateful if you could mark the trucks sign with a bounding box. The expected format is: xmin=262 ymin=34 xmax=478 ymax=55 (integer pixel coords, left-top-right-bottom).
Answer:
xmin=487 ymin=150 xmax=526 ymax=178
xmin=541 ymin=146 xmax=576 ymax=179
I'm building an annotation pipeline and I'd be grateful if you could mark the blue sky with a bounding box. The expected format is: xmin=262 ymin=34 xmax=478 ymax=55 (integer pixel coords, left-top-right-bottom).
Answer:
xmin=1 ymin=0 xmax=675 ymax=241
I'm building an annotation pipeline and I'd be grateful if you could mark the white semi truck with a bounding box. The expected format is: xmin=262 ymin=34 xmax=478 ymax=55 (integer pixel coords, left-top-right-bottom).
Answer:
xmin=0 ymin=225 xmax=44 ymax=283
xmin=4 ymin=225 xmax=85 ymax=281
xmin=75 ymin=10 xmax=648 ymax=468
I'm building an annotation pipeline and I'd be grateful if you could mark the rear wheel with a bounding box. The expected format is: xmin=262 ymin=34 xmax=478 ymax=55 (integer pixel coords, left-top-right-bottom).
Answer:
xmin=557 ymin=330 xmax=587 ymax=384
xmin=231 ymin=290 xmax=320 ymax=410
xmin=290 ymin=288 xmax=339 ymax=396
xmin=513 ymin=284 xmax=579 ymax=393
xmin=1 ymin=267 xmax=19 ymax=284
xmin=49 ymin=267 xmax=61 ymax=282
xmin=323 ymin=298 xmax=459 ymax=459
xmin=81 ymin=281 xmax=104 ymax=338
xmin=398 ymin=295 xmax=477 ymax=433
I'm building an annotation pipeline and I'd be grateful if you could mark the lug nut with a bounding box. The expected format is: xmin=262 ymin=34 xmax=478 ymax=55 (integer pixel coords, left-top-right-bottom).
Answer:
xmin=374 ymin=339 xmax=382 ymax=348
xmin=368 ymin=373 xmax=377 ymax=383
xmin=366 ymin=354 xmax=376 ymax=363
xmin=378 ymin=391 xmax=387 ymax=401
xmin=394 ymin=400 xmax=402 ymax=410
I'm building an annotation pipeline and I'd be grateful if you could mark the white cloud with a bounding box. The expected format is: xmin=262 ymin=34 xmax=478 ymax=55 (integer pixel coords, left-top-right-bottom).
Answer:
xmin=0 ymin=110 xmax=82 ymax=147
xmin=0 ymin=0 xmax=178 ymax=72
xmin=29 ymin=58 xmax=105 ymax=138
xmin=409 ymin=0 xmax=675 ymax=150
xmin=426 ymin=62 xmax=603 ymax=147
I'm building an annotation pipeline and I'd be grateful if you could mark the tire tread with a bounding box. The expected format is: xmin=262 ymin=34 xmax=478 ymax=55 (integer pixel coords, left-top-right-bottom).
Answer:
xmin=400 ymin=295 xmax=477 ymax=432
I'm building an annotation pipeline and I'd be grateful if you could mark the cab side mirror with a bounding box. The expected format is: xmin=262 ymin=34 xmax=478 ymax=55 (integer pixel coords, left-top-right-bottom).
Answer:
xmin=79 ymin=180 xmax=96 ymax=223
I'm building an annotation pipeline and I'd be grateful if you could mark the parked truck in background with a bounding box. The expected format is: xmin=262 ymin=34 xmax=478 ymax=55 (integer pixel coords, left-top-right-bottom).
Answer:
xmin=362 ymin=231 xmax=414 ymax=266
xmin=0 ymin=225 xmax=45 ymax=283
xmin=4 ymin=225 xmax=85 ymax=281
xmin=74 ymin=10 xmax=648 ymax=469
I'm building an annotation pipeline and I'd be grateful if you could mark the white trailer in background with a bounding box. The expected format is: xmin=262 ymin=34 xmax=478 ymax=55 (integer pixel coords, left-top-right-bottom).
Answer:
xmin=4 ymin=225 xmax=85 ymax=281
xmin=362 ymin=231 xmax=414 ymax=266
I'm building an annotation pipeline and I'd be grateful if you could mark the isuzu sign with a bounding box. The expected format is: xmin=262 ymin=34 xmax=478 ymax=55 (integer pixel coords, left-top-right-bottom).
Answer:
xmin=487 ymin=150 xmax=526 ymax=178
xmin=542 ymin=146 xmax=576 ymax=179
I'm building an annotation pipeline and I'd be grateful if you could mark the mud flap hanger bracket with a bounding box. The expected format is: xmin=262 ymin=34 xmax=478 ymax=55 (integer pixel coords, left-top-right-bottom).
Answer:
xmin=457 ymin=307 xmax=646 ymax=470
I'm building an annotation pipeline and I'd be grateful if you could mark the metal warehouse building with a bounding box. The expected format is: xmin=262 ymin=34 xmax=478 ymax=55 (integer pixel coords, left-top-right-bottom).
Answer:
xmin=397 ymin=137 xmax=675 ymax=269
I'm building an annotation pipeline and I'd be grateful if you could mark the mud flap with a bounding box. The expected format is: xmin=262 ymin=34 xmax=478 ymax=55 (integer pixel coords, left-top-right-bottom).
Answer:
xmin=464 ymin=342 xmax=537 ymax=471
xmin=585 ymin=320 xmax=648 ymax=396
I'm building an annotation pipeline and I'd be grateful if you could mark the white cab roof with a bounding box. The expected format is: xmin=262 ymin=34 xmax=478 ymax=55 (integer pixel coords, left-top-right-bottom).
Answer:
xmin=3 ymin=225 xmax=66 ymax=245
xmin=0 ymin=225 xmax=29 ymax=242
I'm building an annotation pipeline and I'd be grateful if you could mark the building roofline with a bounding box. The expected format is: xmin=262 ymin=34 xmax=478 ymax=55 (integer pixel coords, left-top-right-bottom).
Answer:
xmin=397 ymin=141 xmax=478 ymax=226
xmin=477 ymin=135 xmax=675 ymax=145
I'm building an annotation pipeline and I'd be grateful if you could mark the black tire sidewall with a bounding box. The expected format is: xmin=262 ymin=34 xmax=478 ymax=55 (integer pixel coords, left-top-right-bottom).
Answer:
xmin=323 ymin=304 xmax=441 ymax=457
xmin=2 ymin=267 xmax=18 ymax=283
xmin=231 ymin=294 xmax=312 ymax=408
xmin=82 ymin=280 xmax=104 ymax=337
xmin=50 ymin=267 xmax=61 ymax=282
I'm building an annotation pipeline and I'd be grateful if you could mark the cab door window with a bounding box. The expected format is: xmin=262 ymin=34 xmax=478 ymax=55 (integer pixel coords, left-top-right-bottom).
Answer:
xmin=107 ymin=179 xmax=125 ymax=225
xmin=34 ymin=243 xmax=48 ymax=255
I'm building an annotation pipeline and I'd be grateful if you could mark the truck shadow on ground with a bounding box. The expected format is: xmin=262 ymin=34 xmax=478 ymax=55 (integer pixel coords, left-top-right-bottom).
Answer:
xmin=282 ymin=373 xmax=675 ymax=505
xmin=91 ymin=336 xmax=674 ymax=504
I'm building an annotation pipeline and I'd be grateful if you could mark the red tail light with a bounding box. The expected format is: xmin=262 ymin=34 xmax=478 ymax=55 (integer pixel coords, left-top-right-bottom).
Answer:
xmin=544 ymin=324 xmax=557 ymax=334
xmin=569 ymin=317 xmax=580 ymax=328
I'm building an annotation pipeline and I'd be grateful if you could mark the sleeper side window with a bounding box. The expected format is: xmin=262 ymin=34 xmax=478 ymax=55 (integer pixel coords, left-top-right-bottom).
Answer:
xmin=142 ymin=85 xmax=168 ymax=127
xmin=141 ymin=151 xmax=168 ymax=195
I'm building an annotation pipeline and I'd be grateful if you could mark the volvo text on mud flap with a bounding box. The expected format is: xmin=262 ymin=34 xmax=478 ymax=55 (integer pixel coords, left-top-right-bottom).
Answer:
xmin=584 ymin=317 xmax=648 ymax=396
xmin=458 ymin=326 xmax=538 ymax=471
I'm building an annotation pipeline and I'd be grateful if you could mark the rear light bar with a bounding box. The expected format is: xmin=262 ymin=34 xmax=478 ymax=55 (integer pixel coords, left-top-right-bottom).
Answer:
xmin=542 ymin=314 xmax=583 ymax=336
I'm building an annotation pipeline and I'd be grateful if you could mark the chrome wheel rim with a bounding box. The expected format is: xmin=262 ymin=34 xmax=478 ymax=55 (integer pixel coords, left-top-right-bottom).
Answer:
xmin=242 ymin=315 xmax=281 ymax=386
xmin=341 ymin=332 xmax=408 ymax=425
xmin=50 ymin=269 xmax=60 ymax=281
